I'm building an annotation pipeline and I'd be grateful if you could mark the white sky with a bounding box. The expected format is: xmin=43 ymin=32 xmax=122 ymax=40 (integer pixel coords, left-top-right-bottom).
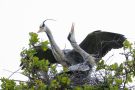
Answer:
xmin=0 ymin=0 xmax=135 ymax=81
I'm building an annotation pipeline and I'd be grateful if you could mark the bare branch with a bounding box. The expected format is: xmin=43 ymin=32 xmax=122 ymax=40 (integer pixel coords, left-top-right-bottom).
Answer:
xmin=7 ymin=68 xmax=22 ymax=79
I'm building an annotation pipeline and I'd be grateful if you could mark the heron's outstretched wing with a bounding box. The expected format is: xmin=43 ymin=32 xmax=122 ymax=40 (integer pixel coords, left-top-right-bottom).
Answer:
xmin=79 ymin=30 xmax=126 ymax=58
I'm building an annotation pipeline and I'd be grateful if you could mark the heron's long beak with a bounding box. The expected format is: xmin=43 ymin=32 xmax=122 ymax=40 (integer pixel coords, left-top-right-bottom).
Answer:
xmin=71 ymin=23 xmax=75 ymax=33
xmin=37 ymin=29 xmax=42 ymax=33
xmin=37 ymin=28 xmax=45 ymax=33
xmin=37 ymin=29 xmax=41 ymax=33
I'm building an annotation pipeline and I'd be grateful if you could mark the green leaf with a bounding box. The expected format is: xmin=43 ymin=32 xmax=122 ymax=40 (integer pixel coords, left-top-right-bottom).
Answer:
xmin=50 ymin=79 xmax=60 ymax=88
xmin=123 ymin=40 xmax=132 ymax=49
xmin=29 ymin=32 xmax=39 ymax=45
xmin=110 ymin=63 xmax=118 ymax=70
xmin=32 ymin=56 xmax=39 ymax=67
xmin=115 ymin=78 xmax=122 ymax=85
xmin=83 ymin=85 xmax=93 ymax=90
xmin=127 ymin=74 xmax=132 ymax=83
xmin=45 ymin=60 xmax=50 ymax=66
xmin=61 ymin=77 xmax=70 ymax=85
xmin=96 ymin=60 xmax=106 ymax=70
xmin=74 ymin=86 xmax=82 ymax=90
xmin=41 ymin=41 xmax=49 ymax=51
xmin=124 ymin=87 xmax=128 ymax=90
xmin=1 ymin=77 xmax=16 ymax=90
xmin=132 ymin=49 xmax=135 ymax=58
xmin=112 ymin=86 xmax=118 ymax=90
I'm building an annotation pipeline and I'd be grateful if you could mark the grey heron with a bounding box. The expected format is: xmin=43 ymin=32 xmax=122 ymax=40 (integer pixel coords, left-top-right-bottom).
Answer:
xmin=20 ymin=20 xmax=126 ymax=86
xmin=37 ymin=19 xmax=69 ymax=67
xmin=36 ymin=20 xmax=126 ymax=67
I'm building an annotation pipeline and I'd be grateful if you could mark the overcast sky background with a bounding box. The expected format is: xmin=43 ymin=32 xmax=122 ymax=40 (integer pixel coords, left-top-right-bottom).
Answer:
xmin=0 ymin=0 xmax=135 ymax=81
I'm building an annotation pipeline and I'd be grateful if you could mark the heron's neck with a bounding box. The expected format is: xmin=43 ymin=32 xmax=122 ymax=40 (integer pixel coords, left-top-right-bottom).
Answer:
xmin=45 ymin=27 xmax=68 ymax=66
xmin=70 ymin=35 xmax=88 ymax=58
xmin=45 ymin=28 xmax=57 ymax=47
xmin=69 ymin=33 xmax=95 ymax=67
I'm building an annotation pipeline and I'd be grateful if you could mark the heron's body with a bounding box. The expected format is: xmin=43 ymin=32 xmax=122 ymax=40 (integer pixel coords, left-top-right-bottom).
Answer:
xmin=35 ymin=20 xmax=126 ymax=66
xmin=21 ymin=20 xmax=126 ymax=70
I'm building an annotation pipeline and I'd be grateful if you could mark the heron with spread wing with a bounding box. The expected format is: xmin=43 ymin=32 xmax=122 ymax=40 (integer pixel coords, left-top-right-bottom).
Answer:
xmin=36 ymin=20 xmax=126 ymax=69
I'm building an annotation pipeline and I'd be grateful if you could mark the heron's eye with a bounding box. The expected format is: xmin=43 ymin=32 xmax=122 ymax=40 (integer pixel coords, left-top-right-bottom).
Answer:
xmin=68 ymin=33 xmax=71 ymax=41
xmin=40 ymin=23 xmax=45 ymax=28
xmin=41 ymin=23 xmax=45 ymax=27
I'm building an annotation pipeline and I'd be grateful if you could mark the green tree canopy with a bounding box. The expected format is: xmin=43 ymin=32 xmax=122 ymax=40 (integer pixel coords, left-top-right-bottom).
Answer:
xmin=1 ymin=32 xmax=135 ymax=90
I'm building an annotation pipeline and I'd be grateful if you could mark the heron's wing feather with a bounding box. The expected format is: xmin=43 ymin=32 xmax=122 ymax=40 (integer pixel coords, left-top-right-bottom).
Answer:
xmin=79 ymin=30 xmax=126 ymax=58
xmin=34 ymin=46 xmax=57 ymax=63
xmin=20 ymin=46 xmax=57 ymax=69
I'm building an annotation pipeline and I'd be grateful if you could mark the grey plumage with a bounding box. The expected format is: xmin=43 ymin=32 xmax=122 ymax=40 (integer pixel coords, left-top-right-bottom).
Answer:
xmin=20 ymin=20 xmax=126 ymax=87
xmin=21 ymin=20 xmax=126 ymax=68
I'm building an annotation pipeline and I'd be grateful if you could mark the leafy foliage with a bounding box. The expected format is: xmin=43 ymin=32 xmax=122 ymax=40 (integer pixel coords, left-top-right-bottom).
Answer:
xmin=1 ymin=78 xmax=16 ymax=90
xmin=1 ymin=32 xmax=135 ymax=90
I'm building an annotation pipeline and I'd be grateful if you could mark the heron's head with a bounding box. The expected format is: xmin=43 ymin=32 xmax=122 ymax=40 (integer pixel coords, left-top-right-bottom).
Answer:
xmin=68 ymin=23 xmax=75 ymax=42
xmin=37 ymin=21 xmax=46 ymax=33
xmin=37 ymin=19 xmax=55 ymax=33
